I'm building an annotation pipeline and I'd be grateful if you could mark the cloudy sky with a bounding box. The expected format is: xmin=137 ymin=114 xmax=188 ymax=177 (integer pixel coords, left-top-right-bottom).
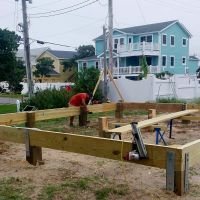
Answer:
xmin=1 ymin=0 xmax=200 ymax=56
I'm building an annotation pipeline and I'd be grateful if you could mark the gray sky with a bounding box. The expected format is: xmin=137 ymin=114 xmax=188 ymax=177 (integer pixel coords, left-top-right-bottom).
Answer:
xmin=1 ymin=0 xmax=200 ymax=56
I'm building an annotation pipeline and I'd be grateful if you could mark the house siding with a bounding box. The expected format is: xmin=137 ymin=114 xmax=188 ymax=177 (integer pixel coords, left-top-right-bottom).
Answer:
xmin=160 ymin=23 xmax=189 ymax=74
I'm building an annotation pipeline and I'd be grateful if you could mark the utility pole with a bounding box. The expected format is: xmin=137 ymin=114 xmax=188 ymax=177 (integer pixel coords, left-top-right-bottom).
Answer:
xmin=108 ymin=0 xmax=114 ymax=75
xmin=103 ymin=25 xmax=107 ymax=102
xmin=21 ymin=0 xmax=34 ymax=98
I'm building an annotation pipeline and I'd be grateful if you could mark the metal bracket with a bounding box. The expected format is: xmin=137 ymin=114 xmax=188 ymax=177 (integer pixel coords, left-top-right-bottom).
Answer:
xmin=166 ymin=151 xmax=175 ymax=191
xmin=131 ymin=122 xmax=147 ymax=159
xmin=24 ymin=128 xmax=30 ymax=157
xmin=184 ymin=153 xmax=189 ymax=192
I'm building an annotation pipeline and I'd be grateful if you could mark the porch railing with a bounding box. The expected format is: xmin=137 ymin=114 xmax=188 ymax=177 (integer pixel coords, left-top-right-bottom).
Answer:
xmin=113 ymin=66 xmax=161 ymax=75
xmin=117 ymin=42 xmax=159 ymax=53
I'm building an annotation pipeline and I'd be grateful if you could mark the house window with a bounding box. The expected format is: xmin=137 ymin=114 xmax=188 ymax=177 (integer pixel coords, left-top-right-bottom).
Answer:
xmin=114 ymin=38 xmax=118 ymax=49
xmin=182 ymin=57 xmax=186 ymax=65
xmin=147 ymin=35 xmax=152 ymax=42
xmin=120 ymin=38 xmax=125 ymax=45
xmin=95 ymin=61 xmax=99 ymax=69
xmin=83 ymin=62 xmax=87 ymax=69
xmin=170 ymin=56 xmax=175 ymax=67
xmin=162 ymin=34 xmax=167 ymax=45
xmin=140 ymin=35 xmax=152 ymax=43
xmin=140 ymin=36 xmax=146 ymax=42
xmin=162 ymin=56 xmax=167 ymax=66
xmin=170 ymin=35 xmax=175 ymax=46
xmin=128 ymin=37 xmax=132 ymax=43
xmin=182 ymin=38 xmax=187 ymax=46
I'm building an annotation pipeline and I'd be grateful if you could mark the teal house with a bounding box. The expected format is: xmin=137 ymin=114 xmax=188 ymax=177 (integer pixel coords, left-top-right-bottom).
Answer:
xmin=77 ymin=20 xmax=199 ymax=76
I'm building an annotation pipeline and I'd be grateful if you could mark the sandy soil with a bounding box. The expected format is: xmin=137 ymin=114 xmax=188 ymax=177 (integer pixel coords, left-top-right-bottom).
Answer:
xmin=0 ymin=116 xmax=200 ymax=199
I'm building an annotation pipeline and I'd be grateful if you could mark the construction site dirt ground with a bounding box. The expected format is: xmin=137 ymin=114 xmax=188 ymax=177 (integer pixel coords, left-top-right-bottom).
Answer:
xmin=1 ymin=113 xmax=200 ymax=199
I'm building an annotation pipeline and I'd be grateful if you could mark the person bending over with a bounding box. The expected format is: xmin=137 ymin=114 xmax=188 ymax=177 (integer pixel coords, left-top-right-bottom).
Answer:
xmin=68 ymin=93 xmax=90 ymax=126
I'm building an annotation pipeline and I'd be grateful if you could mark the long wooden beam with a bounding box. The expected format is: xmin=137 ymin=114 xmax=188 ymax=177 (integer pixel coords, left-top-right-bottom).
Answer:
xmin=0 ymin=125 xmax=182 ymax=170
xmin=108 ymin=109 xmax=198 ymax=134
xmin=123 ymin=102 xmax=185 ymax=112
xmin=0 ymin=103 xmax=117 ymax=125
xmin=0 ymin=112 xmax=27 ymax=125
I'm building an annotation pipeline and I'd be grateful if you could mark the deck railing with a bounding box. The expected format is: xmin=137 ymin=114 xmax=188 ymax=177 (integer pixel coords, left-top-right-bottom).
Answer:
xmin=117 ymin=42 xmax=159 ymax=53
xmin=113 ymin=66 xmax=161 ymax=75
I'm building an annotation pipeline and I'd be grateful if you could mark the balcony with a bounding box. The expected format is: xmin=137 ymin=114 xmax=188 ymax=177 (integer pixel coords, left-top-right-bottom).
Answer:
xmin=113 ymin=66 xmax=161 ymax=75
xmin=117 ymin=42 xmax=160 ymax=56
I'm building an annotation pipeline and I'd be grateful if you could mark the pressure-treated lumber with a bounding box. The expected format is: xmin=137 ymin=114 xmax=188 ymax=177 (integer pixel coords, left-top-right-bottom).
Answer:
xmin=0 ymin=112 xmax=27 ymax=125
xmin=181 ymin=139 xmax=200 ymax=167
xmin=108 ymin=109 xmax=198 ymax=134
xmin=0 ymin=103 xmax=117 ymax=125
xmin=179 ymin=116 xmax=200 ymax=121
xmin=0 ymin=125 xmax=183 ymax=170
xmin=123 ymin=102 xmax=185 ymax=112
xmin=26 ymin=112 xmax=42 ymax=165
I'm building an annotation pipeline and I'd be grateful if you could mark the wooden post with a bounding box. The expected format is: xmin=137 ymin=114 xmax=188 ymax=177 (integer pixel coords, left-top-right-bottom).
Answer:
xmin=181 ymin=103 xmax=190 ymax=124
xmin=79 ymin=107 xmax=88 ymax=126
xmin=144 ymin=109 xmax=157 ymax=132
xmin=115 ymin=102 xmax=123 ymax=120
xmin=148 ymin=109 xmax=156 ymax=119
xmin=98 ymin=117 xmax=109 ymax=138
xmin=26 ymin=112 xmax=43 ymax=166
xmin=174 ymin=152 xmax=188 ymax=196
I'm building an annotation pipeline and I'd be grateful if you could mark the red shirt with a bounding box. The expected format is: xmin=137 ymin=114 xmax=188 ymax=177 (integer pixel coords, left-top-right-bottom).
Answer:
xmin=69 ymin=93 xmax=89 ymax=106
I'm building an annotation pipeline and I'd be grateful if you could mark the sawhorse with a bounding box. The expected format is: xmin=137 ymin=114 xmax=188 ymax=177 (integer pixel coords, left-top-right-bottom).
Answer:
xmin=154 ymin=127 xmax=167 ymax=145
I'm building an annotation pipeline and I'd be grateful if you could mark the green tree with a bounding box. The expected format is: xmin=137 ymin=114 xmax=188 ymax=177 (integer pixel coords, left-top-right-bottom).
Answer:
xmin=139 ymin=55 xmax=148 ymax=79
xmin=0 ymin=28 xmax=24 ymax=92
xmin=73 ymin=67 xmax=102 ymax=100
xmin=75 ymin=45 xmax=95 ymax=59
xmin=8 ymin=60 xmax=26 ymax=93
xmin=62 ymin=57 xmax=77 ymax=72
xmin=34 ymin=57 xmax=55 ymax=77
xmin=62 ymin=45 xmax=95 ymax=72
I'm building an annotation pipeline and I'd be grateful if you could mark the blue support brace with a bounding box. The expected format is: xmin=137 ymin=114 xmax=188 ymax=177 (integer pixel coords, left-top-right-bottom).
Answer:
xmin=169 ymin=119 xmax=173 ymax=139
xmin=155 ymin=127 xmax=167 ymax=145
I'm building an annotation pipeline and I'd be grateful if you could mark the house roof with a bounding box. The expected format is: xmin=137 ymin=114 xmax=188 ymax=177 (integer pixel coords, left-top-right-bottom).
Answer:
xmin=94 ymin=20 xmax=189 ymax=40
xmin=47 ymin=68 xmax=60 ymax=76
xmin=16 ymin=47 xmax=49 ymax=65
xmin=189 ymin=55 xmax=199 ymax=60
xmin=47 ymin=50 xmax=77 ymax=59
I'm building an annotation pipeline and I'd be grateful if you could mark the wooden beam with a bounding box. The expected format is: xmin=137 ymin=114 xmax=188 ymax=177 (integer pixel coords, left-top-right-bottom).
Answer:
xmin=0 ymin=125 xmax=182 ymax=170
xmin=181 ymin=139 xmax=200 ymax=167
xmin=0 ymin=112 xmax=27 ymax=125
xmin=123 ymin=103 xmax=185 ymax=112
xmin=179 ymin=116 xmax=200 ymax=121
xmin=108 ymin=110 xmax=198 ymax=134
xmin=34 ymin=103 xmax=116 ymax=122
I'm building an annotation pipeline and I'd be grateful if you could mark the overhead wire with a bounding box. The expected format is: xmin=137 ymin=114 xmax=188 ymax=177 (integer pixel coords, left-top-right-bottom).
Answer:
xmin=30 ymin=0 xmax=99 ymax=18
xmin=29 ymin=38 xmax=77 ymax=49
xmin=29 ymin=0 xmax=92 ymax=16
xmin=135 ymin=0 xmax=147 ymax=24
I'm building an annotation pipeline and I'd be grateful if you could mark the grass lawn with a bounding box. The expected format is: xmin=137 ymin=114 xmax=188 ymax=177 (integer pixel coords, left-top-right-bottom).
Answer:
xmin=0 ymin=93 xmax=23 ymax=99
xmin=0 ymin=104 xmax=16 ymax=114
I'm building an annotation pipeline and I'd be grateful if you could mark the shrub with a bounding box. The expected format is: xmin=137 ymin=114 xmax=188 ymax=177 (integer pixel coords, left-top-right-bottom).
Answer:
xmin=22 ymin=88 xmax=74 ymax=110
xmin=156 ymin=97 xmax=186 ymax=103
xmin=73 ymin=67 xmax=103 ymax=101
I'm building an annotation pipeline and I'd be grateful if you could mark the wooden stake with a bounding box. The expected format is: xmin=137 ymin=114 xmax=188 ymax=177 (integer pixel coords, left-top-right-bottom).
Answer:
xmin=115 ymin=102 xmax=123 ymax=119
xmin=98 ymin=117 xmax=109 ymax=138
xmin=79 ymin=107 xmax=88 ymax=126
xmin=26 ymin=112 xmax=42 ymax=166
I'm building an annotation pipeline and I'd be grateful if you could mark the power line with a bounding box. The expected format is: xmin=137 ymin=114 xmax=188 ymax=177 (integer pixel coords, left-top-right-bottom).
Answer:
xmin=29 ymin=38 xmax=77 ymax=49
xmin=29 ymin=0 xmax=92 ymax=16
xmin=30 ymin=0 xmax=98 ymax=19
xmin=135 ymin=0 xmax=147 ymax=24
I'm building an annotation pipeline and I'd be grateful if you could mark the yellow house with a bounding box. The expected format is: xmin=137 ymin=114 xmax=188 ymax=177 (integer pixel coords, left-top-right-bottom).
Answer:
xmin=35 ymin=49 xmax=77 ymax=83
